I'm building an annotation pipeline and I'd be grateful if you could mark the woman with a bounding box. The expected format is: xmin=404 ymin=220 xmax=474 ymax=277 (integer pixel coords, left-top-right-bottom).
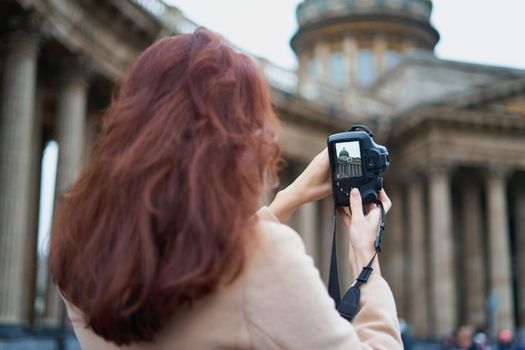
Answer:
xmin=49 ymin=28 xmax=402 ymax=349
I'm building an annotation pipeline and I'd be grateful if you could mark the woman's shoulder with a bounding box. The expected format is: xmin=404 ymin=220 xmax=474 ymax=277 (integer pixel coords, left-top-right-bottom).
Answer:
xmin=252 ymin=207 xmax=307 ymax=260
xmin=255 ymin=206 xmax=304 ymax=242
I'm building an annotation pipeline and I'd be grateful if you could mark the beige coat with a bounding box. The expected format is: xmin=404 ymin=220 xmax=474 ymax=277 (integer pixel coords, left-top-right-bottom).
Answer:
xmin=66 ymin=207 xmax=403 ymax=349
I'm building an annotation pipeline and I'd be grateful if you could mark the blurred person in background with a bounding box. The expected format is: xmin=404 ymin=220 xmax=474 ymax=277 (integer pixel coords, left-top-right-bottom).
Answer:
xmin=452 ymin=325 xmax=475 ymax=350
xmin=471 ymin=330 xmax=490 ymax=350
xmin=516 ymin=329 xmax=525 ymax=350
xmin=498 ymin=329 xmax=515 ymax=350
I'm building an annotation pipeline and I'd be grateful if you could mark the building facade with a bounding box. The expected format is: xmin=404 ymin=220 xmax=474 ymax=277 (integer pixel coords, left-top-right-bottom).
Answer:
xmin=336 ymin=148 xmax=362 ymax=178
xmin=0 ymin=0 xmax=524 ymax=345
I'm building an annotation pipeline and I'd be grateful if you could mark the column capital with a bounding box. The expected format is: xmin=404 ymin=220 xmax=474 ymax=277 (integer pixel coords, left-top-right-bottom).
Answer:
xmin=425 ymin=161 xmax=454 ymax=178
xmin=394 ymin=162 xmax=426 ymax=184
xmin=342 ymin=36 xmax=358 ymax=52
xmin=57 ymin=56 xmax=95 ymax=88
xmin=3 ymin=14 xmax=44 ymax=56
xmin=3 ymin=31 xmax=40 ymax=60
xmin=383 ymin=174 xmax=403 ymax=188
xmin=484 ymin=165 xmax=512 ymax=182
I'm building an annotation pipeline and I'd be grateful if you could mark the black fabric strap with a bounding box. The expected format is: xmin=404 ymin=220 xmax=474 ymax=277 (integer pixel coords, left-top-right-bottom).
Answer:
xmin=328 ymin=200 xmax=385 ymax=322
xmin=328 ymin=205 xmax=341 ymax=304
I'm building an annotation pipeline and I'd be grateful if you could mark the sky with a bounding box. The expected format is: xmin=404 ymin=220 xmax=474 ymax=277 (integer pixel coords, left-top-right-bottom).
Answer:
xmin=336 ymin=142 xmax=360 ymax=159
xmin=37 ymin=141 xmax=57 ymax=256
xmin=165 ymin=0 xmax=525 ymax=71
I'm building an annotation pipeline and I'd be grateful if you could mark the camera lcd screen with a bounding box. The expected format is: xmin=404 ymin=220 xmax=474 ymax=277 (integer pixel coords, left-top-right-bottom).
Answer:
xmin=335 ymin=141 xmax=362 ymax=178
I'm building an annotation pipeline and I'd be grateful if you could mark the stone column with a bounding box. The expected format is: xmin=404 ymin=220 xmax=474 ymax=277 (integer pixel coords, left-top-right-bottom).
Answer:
xmin=297 ymin=51 xmax=309 ymax=93
xmin=427 ymin=165 xmax=457 ymax=337
xmin=319 ymin=197 xmax=335 ymax=282
xmin=45 ymin=67 xmax=89 ymax=325
xmin=56 ymin=69 xmax=89 ymax=189
xmin=314 ymin=41 xmax=330 ymax=81
xmin=373 ymin=35 xmax=388 ymax=75
xmin=515 ymin=181 xmax=525 ymax=328
xmin=383 ymin=183 xmax=406 ymax=318
xmin=342 ymin=36 xmax=358 ymax=88
xmin=0 ymin=30 xmax=39 ymax=326
xmin=461 ymin=182 xmax=486 ymax=325
xmin=485 ymin=168 xmax=514 ymax=331
xmin=407 ymin=176 xmax=429 ymax=337
xmin=296 ymin=201 xmax=320 ymax=265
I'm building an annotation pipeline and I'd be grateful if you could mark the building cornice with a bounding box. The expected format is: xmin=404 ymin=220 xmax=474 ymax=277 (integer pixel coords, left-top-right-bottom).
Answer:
xmin=291 ymin=14 xmax=439 ymax=54
xmin=445 ymin=78 xmax=525 ymax=109
xmin=391 ymin=107 xmax=525 ymax=141
xmin=271 ymin=88 xmax=356 ymax=133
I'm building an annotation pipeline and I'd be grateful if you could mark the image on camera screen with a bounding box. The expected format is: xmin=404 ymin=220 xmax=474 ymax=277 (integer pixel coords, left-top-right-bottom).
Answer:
xmin=335 ymin=141 xmax=362 ymax=178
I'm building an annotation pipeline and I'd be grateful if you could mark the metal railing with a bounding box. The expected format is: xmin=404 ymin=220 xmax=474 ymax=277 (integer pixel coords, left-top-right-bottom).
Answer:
xmin=257 ymin=59 xmax=299 ymax=94
xmin=296 ymin=0 xmax=432 ymax=26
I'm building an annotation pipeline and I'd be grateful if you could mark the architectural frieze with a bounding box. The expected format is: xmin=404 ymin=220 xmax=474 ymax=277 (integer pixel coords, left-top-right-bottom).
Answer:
xmin=392 ymin=107 xmax=525 ymax=138
xmin=17 ymin=0 xmax=152 ymax=80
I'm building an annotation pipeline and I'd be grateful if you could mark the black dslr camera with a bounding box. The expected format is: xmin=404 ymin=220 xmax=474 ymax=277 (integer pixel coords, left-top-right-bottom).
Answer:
xmin=327 ymin=124 xmax=389 ymax=206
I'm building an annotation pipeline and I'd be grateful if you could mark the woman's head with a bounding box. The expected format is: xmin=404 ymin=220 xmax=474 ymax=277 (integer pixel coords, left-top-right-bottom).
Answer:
xmin=49 ymin=28 xmax=280 ymax=345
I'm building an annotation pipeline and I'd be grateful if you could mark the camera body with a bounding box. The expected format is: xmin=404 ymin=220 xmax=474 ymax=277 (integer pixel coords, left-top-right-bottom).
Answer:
xmin=327 ymin=125 xmax=389 ymax=206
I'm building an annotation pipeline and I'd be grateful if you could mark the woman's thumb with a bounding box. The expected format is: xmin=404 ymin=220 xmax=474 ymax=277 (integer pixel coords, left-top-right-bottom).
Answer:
xmin=349 ymin=188 xmax=364 ymax=219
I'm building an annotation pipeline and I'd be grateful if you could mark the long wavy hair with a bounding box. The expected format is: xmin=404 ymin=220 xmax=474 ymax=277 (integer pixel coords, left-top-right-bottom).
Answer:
xmin=48 ymin=28 xmax=280 ymax=345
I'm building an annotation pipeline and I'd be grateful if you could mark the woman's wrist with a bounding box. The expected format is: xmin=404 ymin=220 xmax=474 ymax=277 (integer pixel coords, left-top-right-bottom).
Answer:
xmin=352 ymin=247 xmax=381 ymax=276
xmin=268 ymin=187 xmax=303 ymax=223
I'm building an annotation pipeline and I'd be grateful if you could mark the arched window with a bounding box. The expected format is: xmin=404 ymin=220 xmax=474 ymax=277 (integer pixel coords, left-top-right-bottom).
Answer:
xmin=356 ymin=49 xmax=375 ymax=87
xmin=385 ymin=50 xmax=400 ymax=69
xmin=328 ymin=52 xmax=346 ymax=86
xmin=307 ymin=58 xmax=320 ymax=77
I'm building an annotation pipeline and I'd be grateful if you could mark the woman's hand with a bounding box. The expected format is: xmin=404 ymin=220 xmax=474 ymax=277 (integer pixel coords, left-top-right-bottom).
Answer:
xmin=337 ymin=188 xmax=392 ymax=276
xmin=269 ymin=149 xmax=331 ymax=222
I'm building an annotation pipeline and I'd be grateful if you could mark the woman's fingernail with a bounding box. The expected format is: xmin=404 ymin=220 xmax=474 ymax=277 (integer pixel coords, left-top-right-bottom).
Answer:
xmin=351 ymin=188 xmax=359 ymax=197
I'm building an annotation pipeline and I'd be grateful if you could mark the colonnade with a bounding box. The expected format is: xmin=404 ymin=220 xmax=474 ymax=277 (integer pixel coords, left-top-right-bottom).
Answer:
xmin=0 ymin=27 xmax=90 ymax=327
xmin=384 ymin=166 xmax=522 ymax=338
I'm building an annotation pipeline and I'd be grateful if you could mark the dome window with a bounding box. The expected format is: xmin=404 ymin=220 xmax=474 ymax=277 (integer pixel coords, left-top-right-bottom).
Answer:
xmin=328 ymin=52 xmax=346 ymax=86
xmin=357 ymin=48 xmax=375 ymax=87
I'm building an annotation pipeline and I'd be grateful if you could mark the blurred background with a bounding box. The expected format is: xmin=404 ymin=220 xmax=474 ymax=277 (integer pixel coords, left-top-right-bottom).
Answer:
xmin=0 ymin=0 xmax=524 ymax=349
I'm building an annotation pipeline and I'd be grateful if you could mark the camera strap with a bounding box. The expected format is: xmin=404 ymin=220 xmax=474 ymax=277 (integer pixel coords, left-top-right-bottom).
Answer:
xmin=328 ymin=200 xmax=385 ymax=322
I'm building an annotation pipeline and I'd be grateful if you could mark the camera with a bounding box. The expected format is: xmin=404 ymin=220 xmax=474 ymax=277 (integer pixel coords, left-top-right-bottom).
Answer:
xmin=327 ymin=124 xmax=389 ymax=206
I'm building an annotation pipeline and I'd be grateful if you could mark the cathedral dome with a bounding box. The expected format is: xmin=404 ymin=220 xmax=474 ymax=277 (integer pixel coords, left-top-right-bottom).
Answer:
xmin=339 ymin=148 xmax=350 ymax=157
xmin=291 ymin=0 xmax=440 ymax=97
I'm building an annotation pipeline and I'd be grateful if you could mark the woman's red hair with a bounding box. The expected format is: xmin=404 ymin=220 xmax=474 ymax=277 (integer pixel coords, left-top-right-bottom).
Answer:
xmin=48 ymin=28 xmax=280 ymax=345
